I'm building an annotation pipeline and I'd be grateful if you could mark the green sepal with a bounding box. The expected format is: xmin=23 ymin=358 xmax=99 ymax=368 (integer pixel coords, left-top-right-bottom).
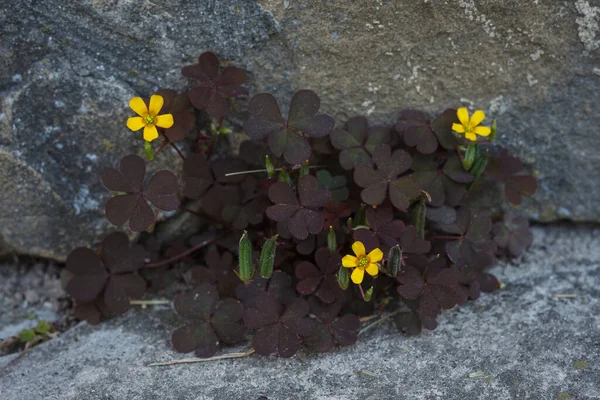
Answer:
xmin=144 ymin=141 xmax=154 ymax=161
xmin=265 ymin=155 xmax=275 ymax=178
xmin=385 ymin=245 xmax=403 ymax=278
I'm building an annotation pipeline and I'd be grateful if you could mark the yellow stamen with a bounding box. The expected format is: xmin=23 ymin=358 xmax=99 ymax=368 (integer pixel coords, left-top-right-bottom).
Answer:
xmin=357 ymin=256 xmax=369 ymax=269
xmin=144 ymin=114 xmax=156 ymax=127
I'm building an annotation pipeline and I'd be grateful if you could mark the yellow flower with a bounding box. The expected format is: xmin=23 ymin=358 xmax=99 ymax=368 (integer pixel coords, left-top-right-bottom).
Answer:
xmin=452 ymin=107 xmax=491 ymax=142
xmin=341 ymin=241 xmax=383 ymax=285
xmin=126 ymin=95 xmax=174 ymax=142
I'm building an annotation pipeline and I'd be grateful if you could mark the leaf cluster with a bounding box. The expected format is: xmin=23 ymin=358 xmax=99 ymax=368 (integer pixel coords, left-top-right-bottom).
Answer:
xmin=63 ymin=51 xmax=539 ymax=359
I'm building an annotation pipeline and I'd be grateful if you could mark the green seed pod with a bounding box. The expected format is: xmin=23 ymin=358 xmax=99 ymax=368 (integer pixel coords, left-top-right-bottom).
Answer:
xmin=353 ymin=204 xmax=367 ymax=227
xmin=299 ymin=160 xmax=309 ymax=178
xmin=364 ymin=286 xmax=374 ymax=302
xmin=490 ymin=119 xmax=497 ymax=141
xmin=278 ymin=168 xmax=292 ymax=184
xmin=265 ymin=155 xmax=275 ymax=178
xmin=237 ymin=231 xmax=254 ymax=283
xmin=467 ymin=151 xmax=489 ymax=191
xmin=337 ymin=266 xmax=349 ymax=290
xmin=259 ymin=235 xmax=278 ymax=279
xmin=327 ymin=226 xmax=336 ymax=254
xmin=412 ymin=200 xmax=426 ymax=240
xmin=463 ymin=143 xmax=477 ymax=171
xmin=386 ymin=245 xmax=403 ymax=278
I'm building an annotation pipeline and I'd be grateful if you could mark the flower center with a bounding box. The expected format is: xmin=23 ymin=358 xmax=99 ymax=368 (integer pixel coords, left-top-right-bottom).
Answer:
xmin=143 ymin=114 xmax=156 ymax=127
xmin=465 ymin=123 xmax=474 ymax=134
xmin=357 ymin=256 xmax=369 ymax=269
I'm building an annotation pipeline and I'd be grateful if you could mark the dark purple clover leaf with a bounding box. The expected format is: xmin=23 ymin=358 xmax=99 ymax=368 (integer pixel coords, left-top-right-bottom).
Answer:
xmin=353 ymin=207 xmax=406 ymax=251
xmin=182 ymin=52 xmax=248 ymax=119
xmin=397 ymin=258 xmax=461 ymax=318
xmin=238 ymin=140 xmax=274 ymax=168
xmin=102 ymin=155 xmax=180 ymax=232
xmin=295 ymin=248 xmax=342 ymax=303
xmin=190 ymin=246 xmax=241 ymax=297
xmin=430 ymin=109 xmax=461 ymax=150
xmin=266 ymin=175 xmax=331 ymax=240
xmin=440 ymin=207 xmax=497 ymax=268
xmin=409 ymin=154 xmax=467 ymax=207
xmin=316 ymin=170 xmax=349 ymax=204
xmin=243 ymin=90 xmax=334 ymax=165
xmin=330 ymin=116 xmax=391 ymax=170
xmin=65 ymin=232 xmax=146 ymax=316
xmin=400 ymin=225 xmax=431 ymax=254
xmin=155 ymin=88 xmax=195 ymax=142
xmin=305 ymin=297 xmax=359 ymax=353
xmin=172 ymin=284 xmax=245 ymax=358
xmin=395 ymin=109 xmax=438 ymax=154
xmin=454 ymin=252 xmax=499 ymax=304
xmin=182 ymin=153 xmax=214 ymax=199
xmin=244 ymin=293 xmax=315 ymax=358
xmin=394 ymin=302 xmax=439 ymax=336
xmin=354 ymin=144 xmax=420 ymax=211
xmin=222 ymin=176 xmax=269 ymax=230
xmin=236 ymin=271 xmax=296 ymax=309
xmin=492 ymin=210 xmax=534 ymax=257
xmin=486 ymin=149 xmax=537 ymax=205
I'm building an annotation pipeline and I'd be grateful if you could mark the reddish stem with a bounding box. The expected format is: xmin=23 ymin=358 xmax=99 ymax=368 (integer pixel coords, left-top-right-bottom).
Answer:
xmin=143 ymin=234 xmax=219 ymax=268
xmin=169 ymin=142 xmax=186 ymax=160
xmin=358 ymin=284 xmax=366 ymax=299
xmin=154 ymin=138 xmax=170 ymax=158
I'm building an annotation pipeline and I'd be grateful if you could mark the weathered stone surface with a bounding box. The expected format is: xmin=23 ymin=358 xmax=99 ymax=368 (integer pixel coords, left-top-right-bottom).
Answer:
xmin=1 ymin=225 xmax=599 ymax=399
xmin=1 ymin=0 xmax=599 ymax=259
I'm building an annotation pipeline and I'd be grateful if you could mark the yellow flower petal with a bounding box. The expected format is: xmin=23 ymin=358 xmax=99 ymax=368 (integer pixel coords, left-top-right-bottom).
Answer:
xmin=474 ymin=125 xmax=491 ymax=137
xmin=469 ymin=110 xmax=485 ymax=127
xmin=452 ymin=123 xmax=465 ymax=133
xmin=148 ymin=94 xmax=164 ymax=116
xmin=155 ymin=114 xmax=174 ymax=129
xmin=367 ymin=248 xmax=383 ymax=263
xmin=351 ymin=267 xmax=365 ymax=284
xmin=457 ymin=107 xmax=469 ymax=126
xmin=465 ymin=132 xmax=477 ymax=142
xmin=129 ymin=97 xmax=148 ymax=117
xmin=126 ymin=116 xmax=145 ymax=131
xmin=143 ymin=125 xmax=159 ymax=142
xmin=366 ymin=263 xmax=379 ymax=277
xmin=342 ymin=255 xmax=359 ymax=268
xmin=352 ymin=241 xmax=366 ymax=258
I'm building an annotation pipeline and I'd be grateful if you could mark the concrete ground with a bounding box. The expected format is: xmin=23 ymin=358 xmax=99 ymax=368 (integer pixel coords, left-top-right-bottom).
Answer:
xmin=0 ymin=225 xmax=599 ymax=400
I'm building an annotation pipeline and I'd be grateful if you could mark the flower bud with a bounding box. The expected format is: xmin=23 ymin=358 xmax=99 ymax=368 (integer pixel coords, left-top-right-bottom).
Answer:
xmin=463 ymin=143 xmax=477 ymax=170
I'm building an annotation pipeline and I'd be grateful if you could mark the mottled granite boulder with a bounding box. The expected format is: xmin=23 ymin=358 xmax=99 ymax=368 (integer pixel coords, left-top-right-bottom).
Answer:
xmin=1 ymin=225 xmax=599 ymax=399
xmin=1 ymin=0 xmax=599 ymax=259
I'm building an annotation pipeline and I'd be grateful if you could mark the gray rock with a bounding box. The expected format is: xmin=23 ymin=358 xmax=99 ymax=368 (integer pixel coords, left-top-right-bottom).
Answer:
xmin=1 ymin=0 xmax=599 ymax=259
xmin=1 ymin=225 xmax=599 ymax=399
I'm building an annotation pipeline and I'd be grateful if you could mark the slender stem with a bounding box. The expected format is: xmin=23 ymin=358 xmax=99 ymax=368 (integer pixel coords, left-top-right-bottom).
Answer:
xmin=358 ymin=310 xmax=402 ymax=336
xmin=169 ymin=142 xmax=186 ymax=160
xmin=428 ymin=235 xmax=463 ymax=240
xmin=552 ymin=294 xmax=577 ymax=299
xmin=148 ymin=348 xmax=255 ymax=367
xmin=359 ymin=314 xmax=379 ymax=323
xmin=130 ymin=299 xmax=171 ymax=306
xmin=358 ymin=284 xmax=366 ymax=299
xmin=154 ymin=139 xmax=170 ymax=158
xmin=224 ymin=165 xmax=325 ymax=177
xmin=143 ymin=235 xmax=218 ymax=268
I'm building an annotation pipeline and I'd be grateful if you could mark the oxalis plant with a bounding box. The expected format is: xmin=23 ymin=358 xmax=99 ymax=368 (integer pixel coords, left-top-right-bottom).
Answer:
xmin=64 ymin=52 xmax=537 ymax=360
